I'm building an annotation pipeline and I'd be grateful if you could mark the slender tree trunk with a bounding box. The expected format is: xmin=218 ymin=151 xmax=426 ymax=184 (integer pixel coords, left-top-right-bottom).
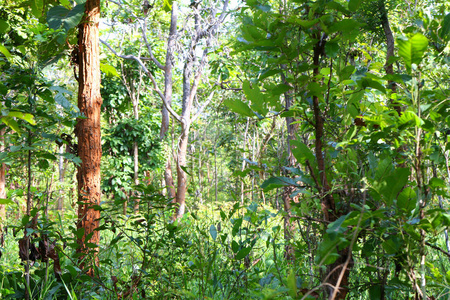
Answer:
xmin=174 ymin=123 xmax=189 ymax=219
xmin=75 ymin=0 xmax=102 ymax=276
xmin=240 ymin=118 xmax=249 ymax=205
xmin=0 ymin=127 xmax=6 ymax=248
xmin=282 ymin=82 xmax=297 ymax=262
xmin=132 ymin=90 xmax=140 ymax=213
xmin=56 ymin=145 xmax=65 ymax=212
xmin=160 ymin=3 xmax=177 ymax=200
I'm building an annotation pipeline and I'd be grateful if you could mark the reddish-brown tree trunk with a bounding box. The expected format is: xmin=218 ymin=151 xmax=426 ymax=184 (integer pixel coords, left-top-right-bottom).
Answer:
xmin=75 ymin=0 xmax=102 ymax=276
xmin=311 ymin=35 xmax=350 ymax=300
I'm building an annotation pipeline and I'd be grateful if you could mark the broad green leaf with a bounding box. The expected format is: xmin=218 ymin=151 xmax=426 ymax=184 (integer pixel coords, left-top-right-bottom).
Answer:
xmin=243 ymin=80 xmax=268 ymax=116
xmin=381 ymin=236 xmax=402 ymax=255
xmin=440 ymin=13 xmax=450 ymax=41
xmin=326 ymin=215 xmax=347 ymax=239
xmin=231 ymin=241 xmax=239 ymax=253
xmin=360 ymin=78 xmax=386 ymax=94
xmin=287 ymin=269 xmax=297 ymax=298
xmin=380 ymin=168 xmax=410 ymax=205
xmin=30 ymin=0 xmax=44 ymax=18
xmin=100 ymin=63 xmax=120 ymax=77
xmin=290 ymin=140 xmax=315 ymax=164
xmin=397 ymin=33 xmax=428 ymax=73
xmin=1 ymin=117 xmax=20 ymax=134
xmin=55 ymin=93 xmax=73 ymax=111
xmin=325 ymin=41 xmax=339 ymax=58
xmin=63 ymin=4 xmax=85 ymax=31
xmin=235 ymin=247 xmax=251 ymax=260
xmin=397 ymin=187 xmax=416 ymax=213
xmin=223 ymin=99 xmax=254 ymax=117
xmin=339 ymin=65 xmax=355 ymax=81
xmin=0 ymin=45 xmax=11 ymax=61
xmin=260 ymin=177 xmax=298 ymax=191
xmin=348 ymin=0 xmax=362 ymax=11
xmin=329 ymin=19 xmax=363 ymax=33
xmin=315 ymin=233 xmax=343 ymax=265
xmin=429 ymin=177 xmax=446 ymax=188
xmin=0 ymin=20 xmax=10 ymax=33
xmin=47 ymin=4 xmax=85 ymax=32
xmin=209 ymin=225 xmax=217 ymax=241
xmin=7 ymin=111 xmax=36 ymax=125
xmin=0 ymin=198 xmax=14 ymax=205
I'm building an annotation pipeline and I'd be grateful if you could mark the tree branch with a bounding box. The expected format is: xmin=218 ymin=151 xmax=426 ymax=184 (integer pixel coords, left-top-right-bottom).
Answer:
xmin=140 ymin=19 xmax=166 ymax=70
xmin=100 ymin=38 xmax=181 ymax=122
xmin=192 ymin=90 xmax=215 ymax=123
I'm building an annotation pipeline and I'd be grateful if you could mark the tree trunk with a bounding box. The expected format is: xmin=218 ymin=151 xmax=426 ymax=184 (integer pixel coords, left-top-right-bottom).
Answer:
xmin=174 ymin=122 xmax=189 ymax=219
xmin=75 ymin=0 xmax=102 ymax=276
xmin=56 ymin=145 xmax=66 ymax=212
xmin=160 ymin=3 xmax=177 ymax=200
xmin=0 ymin=127 xmax=6 ymax=248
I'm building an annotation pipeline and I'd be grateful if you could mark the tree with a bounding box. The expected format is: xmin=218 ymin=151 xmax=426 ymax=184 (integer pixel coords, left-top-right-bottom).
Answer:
xmin=75 ymin=0 xmax=102 ymax=274
xmin=101 ymin=0 xmax=230 ymax=219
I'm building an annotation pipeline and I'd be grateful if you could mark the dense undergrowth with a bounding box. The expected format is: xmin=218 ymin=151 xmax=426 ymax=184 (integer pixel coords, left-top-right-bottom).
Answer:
xmin=1 ymin=183 xmax=450 ymax=299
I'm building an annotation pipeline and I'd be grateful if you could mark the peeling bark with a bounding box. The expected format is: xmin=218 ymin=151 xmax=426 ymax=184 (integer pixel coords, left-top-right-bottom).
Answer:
xmin=75 ymin=0 xmax=102 ymax=276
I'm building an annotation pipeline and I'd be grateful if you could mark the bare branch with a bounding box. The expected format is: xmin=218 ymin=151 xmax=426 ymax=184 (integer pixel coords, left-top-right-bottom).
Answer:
xmin=192 ymin=90 xmax=215 ymax=123
xmin=100 ymin=38 xmax=181 ymax=122
xmin=140 ymin=19 xmax=166 ymax=70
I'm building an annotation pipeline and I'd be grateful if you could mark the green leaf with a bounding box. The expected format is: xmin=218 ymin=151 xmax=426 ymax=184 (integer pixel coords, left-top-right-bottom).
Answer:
xmin=30 ymin=0 xmax=44 ymax=18
xmin=231 ymin=241 xmax=239 ymax=253
xmin=1 ymin=117 xmax=21 ymax=134
xmin=397 ymin=33 xmax=428 ymax=73
xmin=0 ymin=20 xmax=10 ymax=33
xmin=260 ymin=177 xmax=299 ymax=191
xmin=339 ymin=65 xmax=355 ymax=81
xmin=243 ymin=80 xmax=268 ymax=116
xmin=290 ymin=140 xmax=315 ymax=164
xmin=180 ymin=165 xmax=191 ymax=176
xmin=100 ymin=63 xmax=120 ymax=77
xmin=380 ymin=168 xmax=410 ymax=205
xmin=429 ymin=177 xmax=447 ymax=188
xmin=47 ymin=4 xmax=85 ymax=32
xmin=440 ymin=13 xmax=450 ymax=41
xmin=163 ymin=0 xmax=173 ymax=12
xmin=209 ymin=225 xmax=217 ymax=241
xmin=7 ymin=111 xmax=36 ymax=125
xmin=329 ymin=19 xmax=363 ymax=33
xmin=235 ymin=247 xmax=251 ymax=260
xmin=0 ymin=45 xmax=12 ymax=61
xmin=287 ymin=269 xmax=297 ymax=298
xmin=348 ymin=0 xmax=362 ymax=11
xmin=397 ymin=187 xmax=416 ymax=213
xmin=326 ymin=215 xmax=347 ymax=239
xmin=0 ymin=198 xmax=14 ymax=205
xmin=223 ymin=99 xmax=254 ymax=117
xmin=382 ymin=236 xmax=402 ymax=255
xmin=360 ymin=78 xmax=386 ymax=94
xmin=325 ymin=41 xmax=339 ymax=58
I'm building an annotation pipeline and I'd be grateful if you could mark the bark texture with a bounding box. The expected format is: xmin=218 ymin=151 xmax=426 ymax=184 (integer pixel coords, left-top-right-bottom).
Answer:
xmin=75 ymin=0 xmax=102 ymax=275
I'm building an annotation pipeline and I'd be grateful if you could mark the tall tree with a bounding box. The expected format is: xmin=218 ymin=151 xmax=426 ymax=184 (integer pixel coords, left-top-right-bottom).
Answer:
xmin=75 ymin=0 xmax=102 ymax=275
xmin=101 ymin=0 xmax=229 ymax=219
